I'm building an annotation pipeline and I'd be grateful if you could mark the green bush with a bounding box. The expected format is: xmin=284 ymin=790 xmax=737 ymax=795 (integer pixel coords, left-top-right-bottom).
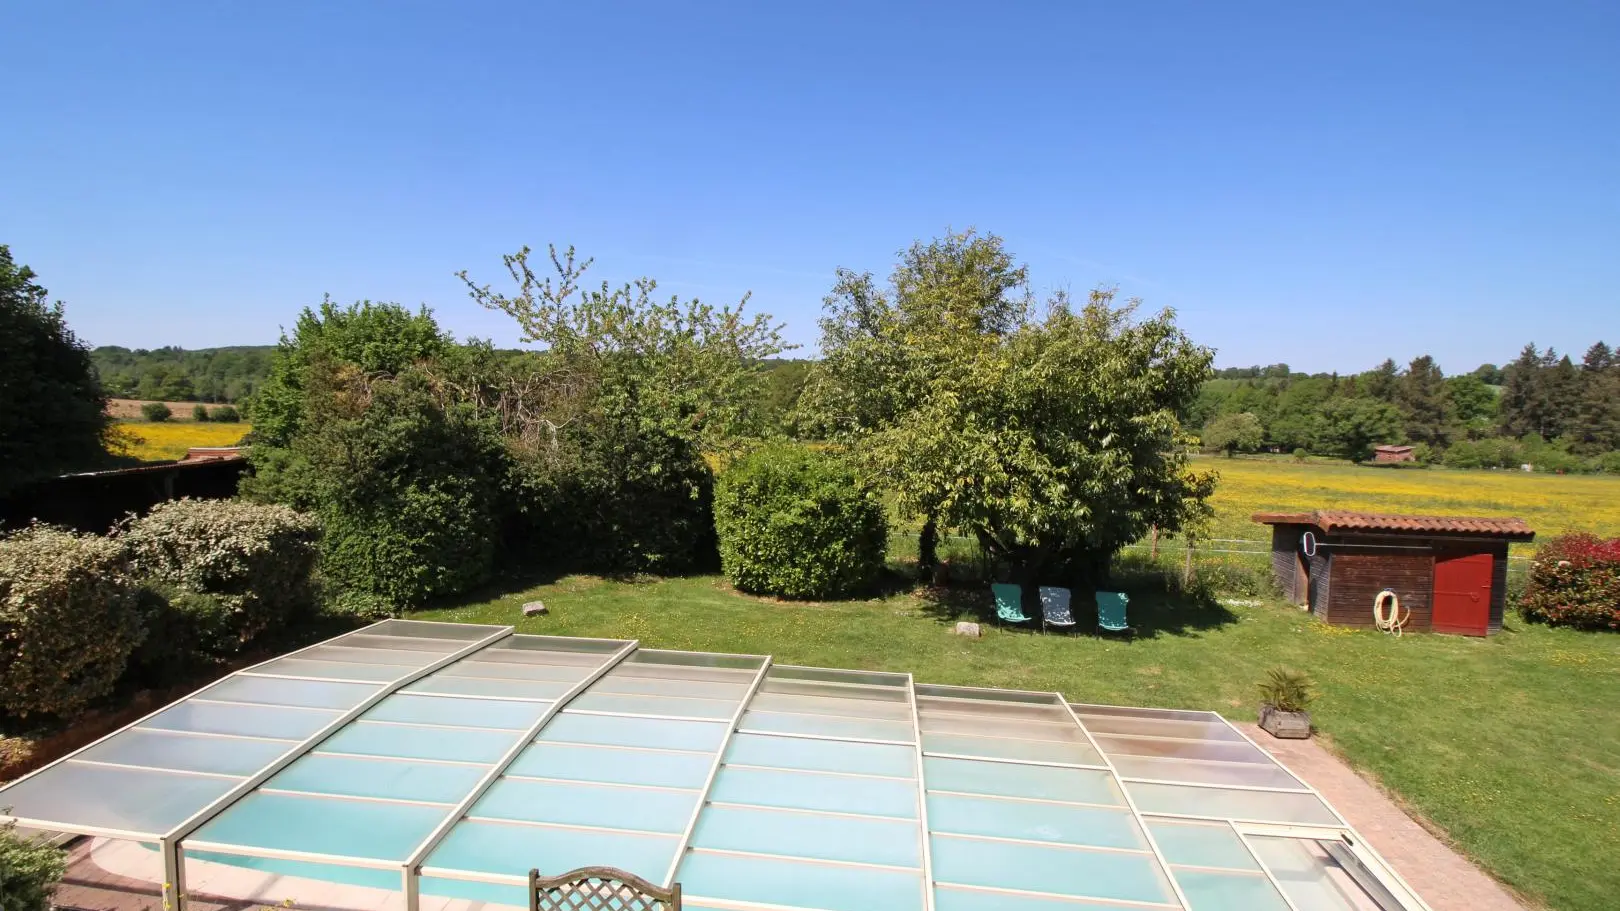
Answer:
xmin=126 ymin=583 xmax=236 ymax=686
xmin=290 ymin=373 xmax=512 ymax=610
xmin=140 ymin=401 xmax=172 ymax=422
xmin=0 ymin=525 xmax=143 ymax=718
xmin=191 ymin=403 xmax=211 ymax=422
xmin=120 ymin=498 xmax=320 ymax=656
xmin=1597 ymin=451 xmax=1620 ymax=474
xmin=1291 ymin=448 xmax=1308 ymax=463
xmin=209 ymin=404 xmax=240 ymax=423
xmin=1443 ymin=438 xmax=1523 ymax=470
xmin=714 ymin=445 xmax=888 ymax=599
xmin=325 ymin=589 xmax=400 ymax=621
xmin=0 ymin=822 xmax=67 ymax=911
xmin=521 ymin=417 xmax=720 ymax=576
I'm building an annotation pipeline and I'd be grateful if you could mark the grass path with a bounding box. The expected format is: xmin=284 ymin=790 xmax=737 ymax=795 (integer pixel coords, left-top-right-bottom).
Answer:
xmin=422 ymin=572 xmax=1619 ymax=911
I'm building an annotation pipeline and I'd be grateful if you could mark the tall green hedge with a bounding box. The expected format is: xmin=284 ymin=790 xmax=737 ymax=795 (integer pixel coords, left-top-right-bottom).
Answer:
xmin=295 ymin=374 xmax=512 ymax=609
xmin=0 ymin=526 xmax=143 ymax=718
xmin=714 ymin=445 xmax=888 ymax=599
xmin=534 ymin=418 xmax=720 ymax=576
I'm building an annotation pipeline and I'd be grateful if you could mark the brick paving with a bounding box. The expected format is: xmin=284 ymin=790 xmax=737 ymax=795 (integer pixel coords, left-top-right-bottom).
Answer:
xmin=1241 ymin=723 xmax=1528 ymax=911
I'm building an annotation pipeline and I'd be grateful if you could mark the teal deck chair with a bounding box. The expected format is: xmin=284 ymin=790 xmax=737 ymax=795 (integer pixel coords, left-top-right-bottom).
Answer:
xmin=1038 ymin=586 xmax=1077 ymax=633
xmin=1095 ymin=591 xmax=1135 ymax=638
xmin=991 ymin=583 xmax=1034 ymax=626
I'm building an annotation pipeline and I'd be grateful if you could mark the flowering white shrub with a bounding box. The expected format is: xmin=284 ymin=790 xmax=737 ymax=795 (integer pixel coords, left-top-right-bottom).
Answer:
xmin=0 ymin=525 xmax=142 ymax=717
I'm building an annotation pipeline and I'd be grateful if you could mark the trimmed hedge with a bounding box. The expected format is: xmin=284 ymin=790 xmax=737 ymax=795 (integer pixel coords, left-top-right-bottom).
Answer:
xmin=1521 ymin=534 xmax=1620 ymax=630
xmin=714 ymin=445 xmax=888 ymax=599
xmin=0 ymin=525 xmax=143 ymax=718
xmin=120 ymin=498 xmax=321 ymax=656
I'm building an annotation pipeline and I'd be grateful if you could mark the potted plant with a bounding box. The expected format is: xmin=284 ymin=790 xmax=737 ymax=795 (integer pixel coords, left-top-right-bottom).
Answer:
xmin=1257 ymin=667 xmax=1316 ymax=739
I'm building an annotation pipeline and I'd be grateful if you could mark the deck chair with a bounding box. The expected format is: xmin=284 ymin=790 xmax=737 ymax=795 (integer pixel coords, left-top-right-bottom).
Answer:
xmin=530 ymin=866 xmax=681 ymax=911
xmin=1095 ymin=591 xmax=1135 ymax=638
xmin=1038 ymin=586 xmax=1077 ymax=633
xmin=991 ymin=583 xmax=1034 ymax=626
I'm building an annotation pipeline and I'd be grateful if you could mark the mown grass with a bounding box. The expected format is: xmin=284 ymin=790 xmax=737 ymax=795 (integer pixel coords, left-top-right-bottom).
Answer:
xmin=111 ymin=420 xmax=251 ymax=462
xmin=419 ymin=457 xmax=1620 ymax=911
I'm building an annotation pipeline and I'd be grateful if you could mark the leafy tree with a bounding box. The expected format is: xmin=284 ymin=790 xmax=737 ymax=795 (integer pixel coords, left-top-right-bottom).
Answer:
xmin=1397 ymin=355 xmax=1449 ymax=445
xmin=1573 ymin=342 xmax=1620 ymax=453
xmin=1361 ymin=358 xmax=1399 ymax=402
xmin=1444 ymin=374 xmax=1498 ymax=439
xmin=253 ymin=298 xmax=449 ymax=449
xmin=0 ymin=245 xmax=111 ymax=495
xmin=460 ymin=245 xmax=789 ymax=453
xmin=808 ymin=230 xmax=1215 ymax=598
xmin=1202 ymin=412 xmax=1264 ymax=457
xmin=1498 ymin=344 xmax=1541 ymax=437
xmin=1472 ymin=363 xmax=1504 ymax=386
xmin=1313 ymin=397 xmax=1402 ymax=461
xmin=1267 ymin=376 xmax=1333 ymax=450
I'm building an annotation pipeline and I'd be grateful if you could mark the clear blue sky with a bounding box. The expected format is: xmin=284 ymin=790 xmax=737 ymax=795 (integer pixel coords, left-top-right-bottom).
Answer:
xmin=3 ymin=2 xmax=1615 ymax=373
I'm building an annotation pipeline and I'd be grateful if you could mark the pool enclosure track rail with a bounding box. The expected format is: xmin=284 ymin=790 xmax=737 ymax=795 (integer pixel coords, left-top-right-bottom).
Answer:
xmin=1058 ymin=697 xmax=1195 ymax=911
xmin=398 ymin=638 xmax=642 ymax=911
xmin=657 ymin=656 xmax=773 ymax=888
xmin=160 ymin=623 xmax=518 ymax=911
xmin=906 ymin=673 xmax=938 ymax=911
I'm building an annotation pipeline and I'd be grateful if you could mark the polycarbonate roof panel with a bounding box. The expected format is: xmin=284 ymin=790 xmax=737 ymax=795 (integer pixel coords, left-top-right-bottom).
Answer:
xmin=2 ymin=628 xmax=1407 ymax=909
xmin=0 ymin=620 xmax=503 ymax=839
xmin=187 ymin=634 xmax=628 ymax=861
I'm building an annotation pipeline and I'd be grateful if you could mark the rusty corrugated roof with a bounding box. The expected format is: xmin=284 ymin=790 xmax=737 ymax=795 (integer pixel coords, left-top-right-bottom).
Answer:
xmin=1252 ymin=510 xmax=1535 ymax=539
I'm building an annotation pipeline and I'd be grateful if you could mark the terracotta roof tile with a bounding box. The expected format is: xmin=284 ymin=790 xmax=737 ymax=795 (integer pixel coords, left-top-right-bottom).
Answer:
xmin=1252 ymin=510 xmax=1534 ymax=540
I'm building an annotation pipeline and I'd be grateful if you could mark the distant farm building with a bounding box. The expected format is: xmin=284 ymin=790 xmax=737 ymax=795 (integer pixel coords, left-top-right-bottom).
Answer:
xmin=1253 ymin=510 xmax=1534 ymax=637
xmin=1372 ymin=444 xmax=1416 ymax=463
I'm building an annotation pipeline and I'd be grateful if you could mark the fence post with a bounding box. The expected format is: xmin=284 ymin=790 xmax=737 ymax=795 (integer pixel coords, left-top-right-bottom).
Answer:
xmin=1150 ymin=525 xmax=1159 ymax=559
xmin=1183 ymin=539 xmax=1194 ymax=588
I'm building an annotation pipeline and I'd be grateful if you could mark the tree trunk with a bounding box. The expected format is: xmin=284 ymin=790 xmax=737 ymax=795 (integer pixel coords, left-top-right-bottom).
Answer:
xmin=918 ymin=514 xmax=939 ymax=580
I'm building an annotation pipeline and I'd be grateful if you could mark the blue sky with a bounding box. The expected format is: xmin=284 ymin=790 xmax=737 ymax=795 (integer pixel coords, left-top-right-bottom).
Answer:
xmin=3 ymin=2 xmax=1615 ymax=373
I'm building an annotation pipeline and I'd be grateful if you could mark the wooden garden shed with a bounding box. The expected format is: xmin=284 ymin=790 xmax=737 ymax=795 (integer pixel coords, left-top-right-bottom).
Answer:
xmin=1252 ymin=510 xmax=1535 ymax=636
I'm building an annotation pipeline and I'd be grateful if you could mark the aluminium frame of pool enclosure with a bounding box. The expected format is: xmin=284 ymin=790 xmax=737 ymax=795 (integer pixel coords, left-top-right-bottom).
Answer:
xmin=0 ymin=619 xmax=1435 ymax=911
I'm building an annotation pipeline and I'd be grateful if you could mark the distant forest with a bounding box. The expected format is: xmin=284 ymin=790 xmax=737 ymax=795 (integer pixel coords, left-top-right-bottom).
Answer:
xmin=1193 ymin=342 xmax=1620 ymax=470
xmin=92 ymin=341 xmax=1620 ymax=469
xmin=92 ymin=345 xmax=273 ymax=403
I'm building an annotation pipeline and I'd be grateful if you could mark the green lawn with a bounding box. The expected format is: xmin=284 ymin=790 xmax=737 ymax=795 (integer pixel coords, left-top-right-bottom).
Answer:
xmin=421 ymin=571 xmax=1620 ymax=911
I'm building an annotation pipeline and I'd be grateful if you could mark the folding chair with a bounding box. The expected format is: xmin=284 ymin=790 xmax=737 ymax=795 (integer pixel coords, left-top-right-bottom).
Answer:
xmin=1038 ymin=586 xmax=1077 ymax=633
xmin=991 ymin=583 xmax=1035 ymax=627
xmin=1095 ymin=590 xmax=1136 ymax=638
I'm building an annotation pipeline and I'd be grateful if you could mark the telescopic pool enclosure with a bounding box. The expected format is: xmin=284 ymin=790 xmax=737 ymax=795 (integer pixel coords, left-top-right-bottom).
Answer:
xmin=1 ymin=620 xmax=1432 ymax=911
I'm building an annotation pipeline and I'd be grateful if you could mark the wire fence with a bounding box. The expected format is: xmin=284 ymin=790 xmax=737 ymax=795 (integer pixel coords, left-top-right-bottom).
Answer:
xmin=890 ymin=529 xmax=1536 ymax=591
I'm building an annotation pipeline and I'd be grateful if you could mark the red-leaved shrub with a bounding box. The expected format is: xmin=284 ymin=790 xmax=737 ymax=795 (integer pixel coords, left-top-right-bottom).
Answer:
xmin=1520 ymin=534 xmax=1620 ymax=630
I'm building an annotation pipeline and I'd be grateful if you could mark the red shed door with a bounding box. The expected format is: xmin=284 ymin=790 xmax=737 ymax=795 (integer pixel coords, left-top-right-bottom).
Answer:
xmin=1432 ymin=552 xmax=1493 ymax=636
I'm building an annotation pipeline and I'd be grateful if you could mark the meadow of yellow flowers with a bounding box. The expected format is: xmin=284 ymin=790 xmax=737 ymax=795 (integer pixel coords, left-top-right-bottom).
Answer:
xmin=113 ymin=421 xmax=252 ymax=462
xmin=1198 ymin=455 xmax=1620 ymax=547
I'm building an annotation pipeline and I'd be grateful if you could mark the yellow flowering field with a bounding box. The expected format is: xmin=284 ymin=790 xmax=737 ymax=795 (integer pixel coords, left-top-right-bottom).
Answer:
xmin=111 ymin=421 xmax=252 ymax=462
xmin=1198 ymin=455 xmax=1620 ymax=548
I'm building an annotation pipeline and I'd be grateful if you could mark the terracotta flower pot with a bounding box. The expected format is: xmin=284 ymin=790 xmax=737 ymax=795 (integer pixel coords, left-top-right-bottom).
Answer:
xmin=1258 ymin=703 xmax=1311 ymax=739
